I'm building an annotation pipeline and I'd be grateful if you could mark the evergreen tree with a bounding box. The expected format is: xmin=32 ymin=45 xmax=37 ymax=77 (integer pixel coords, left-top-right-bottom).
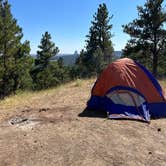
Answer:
xmin=35 ymin=31 xmax=59 ymax=68
xmin=57 ymin=57 xmax=64 ymax=68
xmin=13 ymin=41 xmax=33 ymax=91
xmin=31 ymin=31 xmax=59 ymax=89
xmin=78 ymin=3 xmax=114 ymax=76
xmin=94 ymin=3 xmax=114 ymax=62
xmin=74 ymin=49 xmax=88 ymax=78
xmin=56 ymin=57 xmax=70 ymax=82
xmin=123 ymin=0 xmax=166 ymax=77
xmin=92 ymin=48 xmax=105 ymax=75
xmin=0 ymin=0 xmax=31 ymax=98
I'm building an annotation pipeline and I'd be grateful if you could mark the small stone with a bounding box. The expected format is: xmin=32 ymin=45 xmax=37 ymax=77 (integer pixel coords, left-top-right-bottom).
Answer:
xmin=157 ymin=128 xmax=161 ymax=132
xmin=148 ymin=151 xmax=152 ymax=155
xmin=39 ymin=108 xmax=48 ymax=112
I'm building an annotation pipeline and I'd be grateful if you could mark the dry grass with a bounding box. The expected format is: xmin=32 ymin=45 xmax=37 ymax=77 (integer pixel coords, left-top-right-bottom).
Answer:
xmin=0 ymin=78 xmax=94 ymax=121
xmin=0 ymin=78 xmax=165 ymax=111
xmin=160 ymin=79 xmax=166 ymax=90
xmin=0 ymin=78 xmax=166 ymax=166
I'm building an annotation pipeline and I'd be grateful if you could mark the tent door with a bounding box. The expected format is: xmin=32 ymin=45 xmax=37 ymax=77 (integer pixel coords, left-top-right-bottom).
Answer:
xmin=105 ymin=88 xmax=150 ymax=121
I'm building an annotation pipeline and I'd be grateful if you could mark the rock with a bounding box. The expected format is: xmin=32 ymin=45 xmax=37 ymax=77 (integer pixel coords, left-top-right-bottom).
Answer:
xmin=148 ymin=151 xmax=152 ymax=155
xmin=39 ymin=108 xmax=50 ymax=112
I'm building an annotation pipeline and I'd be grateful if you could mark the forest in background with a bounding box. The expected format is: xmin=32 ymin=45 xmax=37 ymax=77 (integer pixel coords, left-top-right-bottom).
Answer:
xmin=0 ymin=0 xmax=166 ymax=98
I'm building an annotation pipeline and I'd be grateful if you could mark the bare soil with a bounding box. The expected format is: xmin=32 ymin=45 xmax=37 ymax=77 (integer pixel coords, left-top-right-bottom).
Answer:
xmin=0 ymin=79 xmax=166 ymax=166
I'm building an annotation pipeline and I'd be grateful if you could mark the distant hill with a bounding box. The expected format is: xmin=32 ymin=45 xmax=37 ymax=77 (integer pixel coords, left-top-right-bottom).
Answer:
xmin=112 ymin=51 xmax=122 ymax=58
xmin=50 ymin=53 xmax=79 ymax=66
xmin=31 ymin=51 xmax=122 ymax=66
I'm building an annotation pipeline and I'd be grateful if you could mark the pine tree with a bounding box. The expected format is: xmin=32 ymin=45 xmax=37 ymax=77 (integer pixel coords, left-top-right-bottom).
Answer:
xmin=0 ymin=0 xmax=31 ymax=97
xmin=31 ymin=31 xmax=59 ymax=89
xmin=36 ymin=31 xmax=59 ymax=68
xmin=12 ymin=41 xmax=33 ymax=91
xmin=80 ymin=3 xmax=114 ymax=75
xmin=56 ymin=57 xmax=69 ymax=82
xmin=94 ymin=3 xmax=114 ymax=62
xmin=123 ymin=0 xmax=166 ymax=77
xmin=75 ymin=49 xmax=88 ymax=77
xmin=86 ymin=4 xmax=114 ymax=54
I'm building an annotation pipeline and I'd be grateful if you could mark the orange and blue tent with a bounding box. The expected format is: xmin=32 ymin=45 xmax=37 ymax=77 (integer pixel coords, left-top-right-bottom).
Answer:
xmin=87 ymin=58 xmax=166 ymax=122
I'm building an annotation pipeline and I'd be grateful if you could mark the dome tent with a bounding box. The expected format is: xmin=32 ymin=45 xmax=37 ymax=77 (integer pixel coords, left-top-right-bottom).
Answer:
xmin=87 ymin=58 xmax=166 ymax=122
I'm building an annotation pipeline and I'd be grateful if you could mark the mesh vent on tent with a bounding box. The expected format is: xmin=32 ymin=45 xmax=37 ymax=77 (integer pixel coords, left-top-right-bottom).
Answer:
xmin=106 ymin=90 xmax=145 ymax=107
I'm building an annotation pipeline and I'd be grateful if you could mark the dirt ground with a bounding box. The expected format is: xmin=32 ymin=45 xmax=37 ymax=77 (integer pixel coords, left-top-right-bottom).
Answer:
xmin=0 ymin=79 xmax=166 ymax=166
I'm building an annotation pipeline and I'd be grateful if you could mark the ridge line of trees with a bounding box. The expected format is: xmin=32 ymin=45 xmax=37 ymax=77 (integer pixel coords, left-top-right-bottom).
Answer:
xmin=0 ymin=0 xmax=166 ymax=99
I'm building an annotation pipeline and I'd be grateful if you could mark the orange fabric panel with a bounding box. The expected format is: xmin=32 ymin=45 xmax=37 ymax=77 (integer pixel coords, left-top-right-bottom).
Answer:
xmin=92 ymin=58 xmax=165 ymax=103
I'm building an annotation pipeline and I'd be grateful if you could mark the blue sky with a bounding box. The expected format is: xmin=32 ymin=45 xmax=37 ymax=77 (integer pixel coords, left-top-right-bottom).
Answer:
xmin=8 ymin=0 xmax=146 ymax=54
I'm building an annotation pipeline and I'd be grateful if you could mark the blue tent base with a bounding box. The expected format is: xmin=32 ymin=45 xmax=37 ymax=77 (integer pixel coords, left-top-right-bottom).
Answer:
xmin=87 ymin=95 xmax=166 ymax=122
xmin=107 ymin=115 xmax=150 ymax=123
xmin=87 ymin=96 xmax=150 ymax=122
xmin=149 ymin=103 xmax=166 ymax=118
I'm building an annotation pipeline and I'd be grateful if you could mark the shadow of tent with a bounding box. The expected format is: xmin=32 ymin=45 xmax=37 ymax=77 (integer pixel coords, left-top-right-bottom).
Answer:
xmin=78 ymin=108 xmax=150 ymax=123
xmin=78 ymin=107 xmax=107 ymax=118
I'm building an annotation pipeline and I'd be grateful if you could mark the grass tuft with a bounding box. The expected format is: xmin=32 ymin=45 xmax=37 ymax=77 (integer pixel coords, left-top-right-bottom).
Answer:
xmin=74 ymin=79 xmax=83 ymax=87
xmin=159 ymin=79 xmax=166 ymax=90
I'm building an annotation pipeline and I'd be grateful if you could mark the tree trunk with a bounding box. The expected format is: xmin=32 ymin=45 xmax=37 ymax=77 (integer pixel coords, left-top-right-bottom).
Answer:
xmin=152 ymin=52 xmax=158 ymax=77
xmin=152 ymin=33 xmax=158 ymax=77
xmin=2 ymin=42 xmax=8 ymax=98
xmin=13 ymin=74 xmax=19 ymax=94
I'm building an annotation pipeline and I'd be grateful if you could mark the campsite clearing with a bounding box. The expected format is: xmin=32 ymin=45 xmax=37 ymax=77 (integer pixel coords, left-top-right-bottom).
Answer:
xmin=0 ymin=79 xmax=166 ymax=166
